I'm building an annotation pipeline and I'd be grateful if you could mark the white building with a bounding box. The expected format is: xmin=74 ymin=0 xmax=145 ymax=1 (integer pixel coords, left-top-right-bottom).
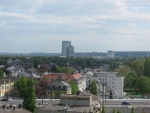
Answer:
xmin=86 ymin=72 xmax=124 ymax=99
xmin=107 ymin=50 xmax=115 ymax=58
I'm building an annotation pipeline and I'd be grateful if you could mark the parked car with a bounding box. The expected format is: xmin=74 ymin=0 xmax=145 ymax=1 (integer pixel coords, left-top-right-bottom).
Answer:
xmin=122 ymin=102 xmax=130 ymax=105
xmin=1 ymin=98 xmax=9 ymax=101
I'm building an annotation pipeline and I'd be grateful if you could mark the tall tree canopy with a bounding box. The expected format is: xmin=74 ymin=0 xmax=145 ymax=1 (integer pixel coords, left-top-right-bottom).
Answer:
xmin=90 ymin=80 xmax=98 ymax=96
xmin=0 ymin=68 xmax=4 ymax=79
xmin=136 ymin=76 xmax=150 ymax=94
xmin=124 ymin=72 xmax=137 ymax=90
xmin=116 ymin=65 xmax=131 ymax=76
xmin=33 ymin=60 xmax=38 ymax=69
xmin=15 ymin=77 xmax=37 ymax=113
xmin=69 ymin=81 xmax=78 ymax=94
xmin=15 ymin=76 xmax=27 ymax=97
xmin=144 ymin=57 xmax=150 ymax=77
xmin=130 ymin=59 xmax=144 ymax=77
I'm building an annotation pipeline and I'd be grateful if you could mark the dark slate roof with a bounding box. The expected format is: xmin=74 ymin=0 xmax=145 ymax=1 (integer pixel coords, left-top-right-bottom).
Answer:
xmin=46 ymin=81 xmax=71 ymax=91
xmin=52 ymin=81 xmax=70 ymax=87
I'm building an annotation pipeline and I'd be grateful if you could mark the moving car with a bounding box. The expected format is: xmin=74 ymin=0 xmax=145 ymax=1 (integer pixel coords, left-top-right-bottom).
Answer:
xmin=122 ymin=102 xmax=130 ymax=105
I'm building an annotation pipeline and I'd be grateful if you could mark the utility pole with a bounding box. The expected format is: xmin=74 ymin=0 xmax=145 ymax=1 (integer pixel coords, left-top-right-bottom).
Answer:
xmin=51 ymin=80 xmax=53 ymax=101
xmin=42 ymin=82 xmax=44 ymax=105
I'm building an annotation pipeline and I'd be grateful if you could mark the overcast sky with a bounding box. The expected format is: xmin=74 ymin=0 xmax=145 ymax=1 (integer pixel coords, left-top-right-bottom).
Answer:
xmin=0 ymin=0 xmax=150 ymax=53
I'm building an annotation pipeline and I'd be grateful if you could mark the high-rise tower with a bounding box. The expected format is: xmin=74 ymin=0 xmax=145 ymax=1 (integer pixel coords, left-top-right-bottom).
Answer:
xmin=66 ymin=45 xmax=74 ymax=58
xmin=62 ymin=41 xmax=71 ymax=57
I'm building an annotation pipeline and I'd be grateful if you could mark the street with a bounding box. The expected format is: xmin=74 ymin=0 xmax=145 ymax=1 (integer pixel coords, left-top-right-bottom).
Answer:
xmin=0 ymin=99 xmax=150 ymax=108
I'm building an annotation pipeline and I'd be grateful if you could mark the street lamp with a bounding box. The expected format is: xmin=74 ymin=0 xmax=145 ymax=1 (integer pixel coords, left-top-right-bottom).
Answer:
xmin=98 ymin=80 xmax=107 ymax=104
xmin=42 ymin=82 xmax=44 ymax=105
xmin=51 ymin=79 xmax=53 ymax=101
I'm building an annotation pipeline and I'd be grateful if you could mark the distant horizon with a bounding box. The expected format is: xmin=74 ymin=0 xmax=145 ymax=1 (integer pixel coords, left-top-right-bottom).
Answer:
xmin=0 ymin=50 xmax=149 ymax=54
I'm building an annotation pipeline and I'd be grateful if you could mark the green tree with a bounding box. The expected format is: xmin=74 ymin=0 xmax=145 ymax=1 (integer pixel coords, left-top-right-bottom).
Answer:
xmin=15 ymin=77 xmax=27 ymax=97
xmin=130 ymin=59 xmax=144 ymax=77
xmin=9 ymin=85 xmax=20 ymax=98
xmin=55 ymin=90 xmax=62 ymax=99
xmin=15 ymin=77 xmax=37 ymax=113
xmin=144 ymin=57 xmax=150 ymax=77
xmin=116 ymin=65 xmax=131 ymax=76
xmin=0 ymin=68 xmax=4 ymax=79
xmin=90 ymin=80 xmax=98 ymax=96
xmin=131 ymin=107 xmax=134 ymax=113
xmin=124 ymin=72 xmax=137 ymax=90
xmin=69 ymin=81 xmax=78 ymax=94
xmin=33 ymin=60 xmax=38 ymax=69
xmin=101 ymin=105 xmax=106 ymax=113
xmin=117 ymin=110 xmax=122 ymax=113
xmin=24 ymin=79 xmax=37 ymax=113
xmin=136 ymin=76 xmax=150 ymax=94
xmin=56 ymin=66 xmax=74 ymax=74
xmin=113 ymin=108 xmax=116 ymax=113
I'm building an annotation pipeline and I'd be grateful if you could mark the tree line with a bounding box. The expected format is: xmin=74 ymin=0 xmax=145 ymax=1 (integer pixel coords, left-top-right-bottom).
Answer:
xmin=117 ymin=57 xmax=150 ymax=95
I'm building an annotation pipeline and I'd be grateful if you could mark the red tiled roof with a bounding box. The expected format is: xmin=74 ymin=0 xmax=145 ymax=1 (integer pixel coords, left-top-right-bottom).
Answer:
xmin=41 ymin=73 xmax=82 ymax=83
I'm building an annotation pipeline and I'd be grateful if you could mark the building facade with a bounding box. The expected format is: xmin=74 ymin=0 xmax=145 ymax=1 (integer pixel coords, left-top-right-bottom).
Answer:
xmin=46 ymin=81 xmax=71 ymax=99
xmin=107 ymin=50 xmax=115 ymax=58
xmin=66 ymin=45 xmax=74 ymax=58
xmin=62 ymin=41 xmax=71 ymax=57
xmin=86 ymin=72 xmax=124 ymax=99
xmin=0 ymin=80 xmax=14 ymax=99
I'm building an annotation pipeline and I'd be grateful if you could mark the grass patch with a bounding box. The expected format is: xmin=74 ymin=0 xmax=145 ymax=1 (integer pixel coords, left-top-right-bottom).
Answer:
xmin=124 ymin=89 xmax=140 ymax=97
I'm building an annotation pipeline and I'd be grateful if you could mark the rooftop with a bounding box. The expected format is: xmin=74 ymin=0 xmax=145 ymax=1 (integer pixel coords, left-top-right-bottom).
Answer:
xmin=39 ymin=100 xmax=100 ymax=112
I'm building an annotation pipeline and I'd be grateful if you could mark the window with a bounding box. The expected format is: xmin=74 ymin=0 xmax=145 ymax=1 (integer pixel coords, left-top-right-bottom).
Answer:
xmin=112 ymin=78 xmax=115 ymax=80
xmin=55 ymin=86 xmax=58 ymax=89
xmin=112 ymin=86 xmax=115 ymax=88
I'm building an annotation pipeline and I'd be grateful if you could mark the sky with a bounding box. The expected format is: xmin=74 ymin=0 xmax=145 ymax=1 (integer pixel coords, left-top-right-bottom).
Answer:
xmin=0 ymin=0 xmax=150 ymax=53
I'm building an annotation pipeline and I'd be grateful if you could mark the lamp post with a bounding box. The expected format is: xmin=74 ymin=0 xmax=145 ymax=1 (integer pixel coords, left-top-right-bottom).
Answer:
xmin=42 ymin=82 xmax=44 ymax=105
xmin=51 ymin=79 xmax=53 ymax=101
xmin=98 ymin=80 xmax=106 ymax=104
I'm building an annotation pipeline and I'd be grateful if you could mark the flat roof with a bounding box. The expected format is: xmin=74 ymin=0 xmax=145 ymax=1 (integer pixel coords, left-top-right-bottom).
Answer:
xmin=39 ymin=100 xmax=100 ymax=112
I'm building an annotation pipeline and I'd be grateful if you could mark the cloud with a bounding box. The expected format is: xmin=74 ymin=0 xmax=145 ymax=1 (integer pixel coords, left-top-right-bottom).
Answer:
xmin=0 ymin=0 xmax=150 ymax=53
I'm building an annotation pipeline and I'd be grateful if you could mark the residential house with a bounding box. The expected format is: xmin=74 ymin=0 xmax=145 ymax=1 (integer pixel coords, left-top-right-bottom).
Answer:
xmin=0 ymin=79 xmax=14 ymax=99
xmin=41 ymin=73 xmax=86 ymax=92
xmin=46 ymin=81 xmax=71 ymax=99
